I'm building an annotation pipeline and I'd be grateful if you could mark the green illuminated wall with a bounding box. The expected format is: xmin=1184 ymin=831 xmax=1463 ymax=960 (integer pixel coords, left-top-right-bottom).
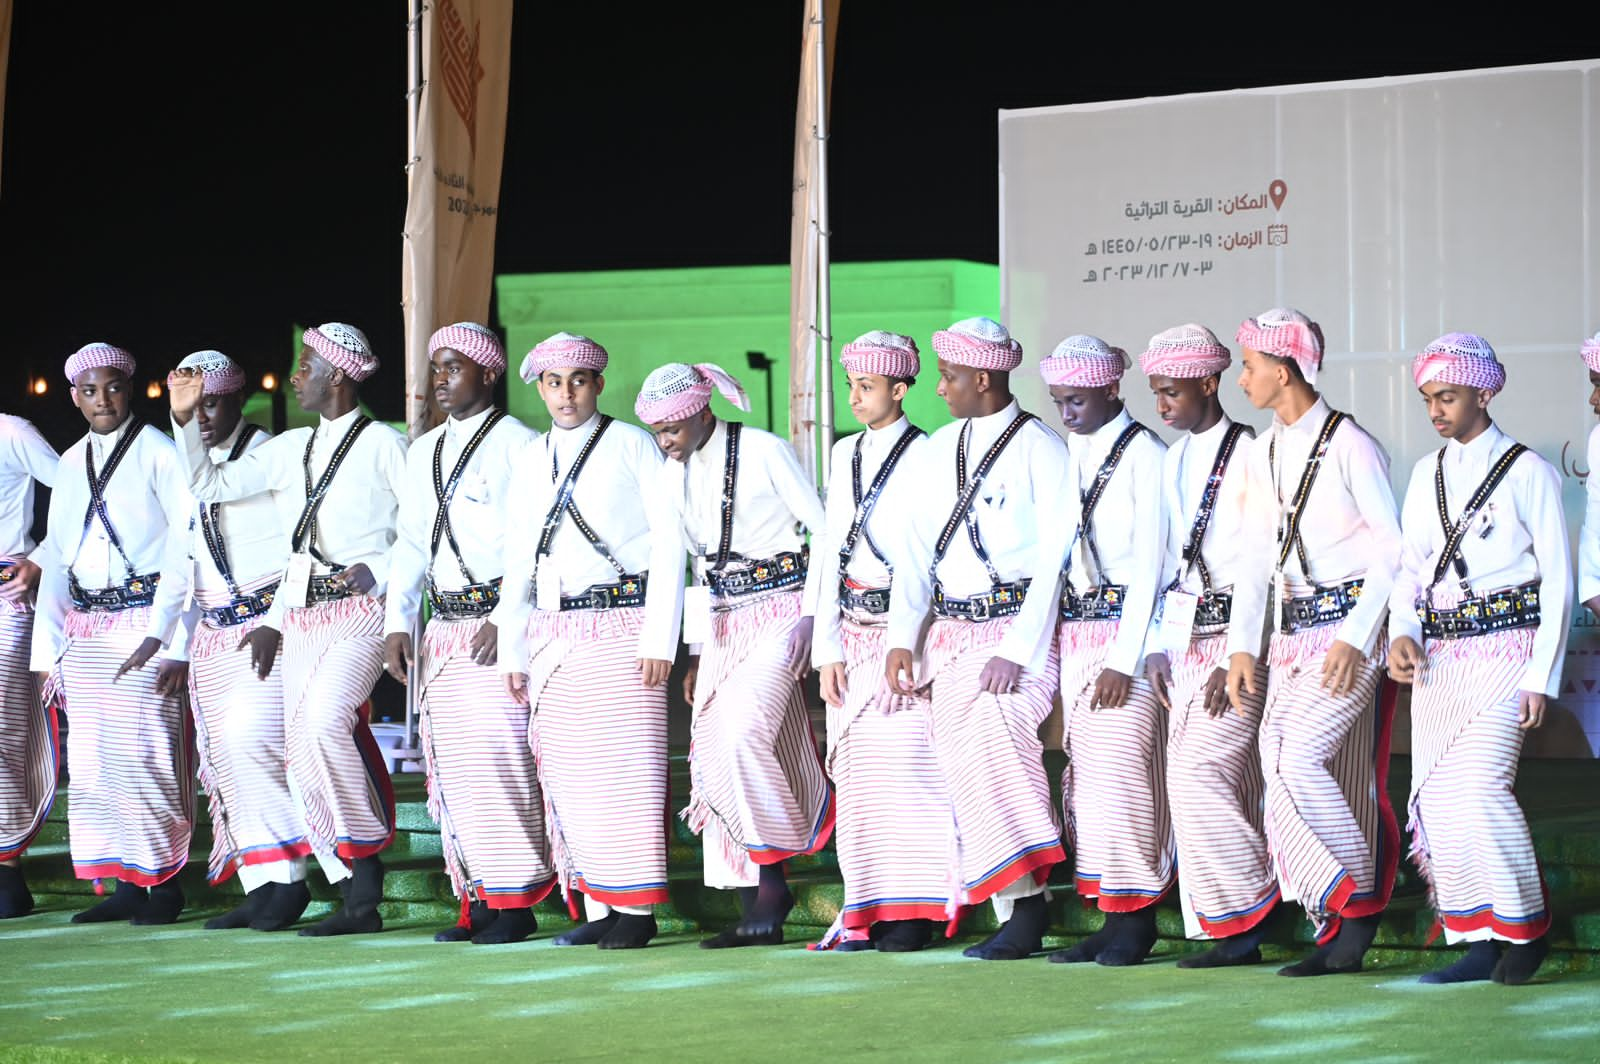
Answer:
xmin=494 ymin=260 xmax=1000 ymax=458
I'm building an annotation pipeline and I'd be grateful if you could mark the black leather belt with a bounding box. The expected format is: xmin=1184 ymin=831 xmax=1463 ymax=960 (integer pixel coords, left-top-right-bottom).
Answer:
xmin=201 ymin=582 xmax=280 ymax=628
xmin=69 ymin=572 xmax=159 ymax=612
xmin=707 ymin=549 xmax=808 ymax=603
xmin=560 ymin=572 xmax=647 ymax=612
xmin=840 ymin=581 xmax=890 ymax=615
xmin=429 ymin=578 xmax=501 ymax=620
xmin=1420 ymin=581 xmax=1540 ymax=640
xmin=1280 ymin=579 xmax=1364 ymax=635
xmin=1059 ymin=583 xmax=1127 ymax=622
xmin=308 ymin=572 xmax=353 ymax=605
xmin=932 ymin=579 xmax=1029 ymax=621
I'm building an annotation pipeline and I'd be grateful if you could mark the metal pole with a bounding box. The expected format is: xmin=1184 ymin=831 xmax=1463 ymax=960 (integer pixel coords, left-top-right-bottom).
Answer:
xmin=403 ymin=0 xmax=424 ymax=760
xmin=812 ymin=4 xmax=833 ymax=489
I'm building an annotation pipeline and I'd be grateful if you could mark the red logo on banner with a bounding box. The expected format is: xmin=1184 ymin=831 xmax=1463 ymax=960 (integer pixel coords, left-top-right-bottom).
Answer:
xmin=438 ymin=0 xmax=485 ymax=154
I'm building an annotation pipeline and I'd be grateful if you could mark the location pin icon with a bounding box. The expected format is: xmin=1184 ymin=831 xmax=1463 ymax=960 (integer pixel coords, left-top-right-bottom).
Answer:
xmin=1269 ymin=179 xmax=1287 ymax=211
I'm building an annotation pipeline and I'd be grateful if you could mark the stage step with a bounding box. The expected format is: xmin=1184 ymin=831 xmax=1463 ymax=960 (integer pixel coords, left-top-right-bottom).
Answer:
xmin=17 ymin=754 xmax=1600 ymax=973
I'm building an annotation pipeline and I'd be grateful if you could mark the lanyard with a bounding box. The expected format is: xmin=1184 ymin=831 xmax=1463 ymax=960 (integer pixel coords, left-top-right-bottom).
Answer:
xmin=932 ymin=412 xmax=1036 ymax=585
xmin=1268 ymin=410 xmax=1345 ymax=579
xmin=1165 ymin=421 xmax=1249 ymax=596
xmin=1068 ymin=420 xmax=1148 ymax=589
xmin=1429 ymin=441 xmax=1526 ymax=593
xmin=77 ymin=418 xmax=145 ymax=579
xmin=293 ymin=415 xmax=374 ymax=562
xmin=536 ymin=415 xmax=625 ymax=575
xmin=196 ymin=423 xmax=263 ymax=596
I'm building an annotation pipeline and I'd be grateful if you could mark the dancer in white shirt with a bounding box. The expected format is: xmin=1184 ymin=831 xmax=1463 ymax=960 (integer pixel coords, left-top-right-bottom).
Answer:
xmin=1389 ymin=333 xmax=1570 ymax=986
xmin=1577 ymin=331 xmax=1600 ymax=621
xmin=1225 ymin=307 xmax=1402 ymax=977
xmin=495 ymin=333 xmax=683 ymax=950
xmin=32 ymin=343 xmax=195 ymax=925
xmin=1137 ymin=325 xmax=1275 ymax=970
xmin=0 ymin=414 xmax=59 ymax=918
xmin=637 ymin=362 xmax=828 ymax=948
xmin=996 ymin=334 xmax=1170 ymax=966
xmin=384 ymin=323 xmax=553 ymax=945
xmin=811 ymin=331 xmax=953 ymax=953
xmin=171 ymin=351 xmax=313 ymax=934
xmin=171 ymin=323 xmax=406 ymax=936
xmin=883 ymin=317 xmax=1071 ymax=961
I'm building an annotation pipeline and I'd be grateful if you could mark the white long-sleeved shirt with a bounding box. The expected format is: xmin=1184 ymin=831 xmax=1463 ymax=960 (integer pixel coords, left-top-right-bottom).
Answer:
xmin=189 ymin=422 xmax=293 ymax=603
xmin=388 ymin=407 xmax=538 ymax=638
xmin=174 ymin=407 xmax=406 ymax=623
xmin=996 ymin=408 xmax=1166 ymax=676
xmin=492 ymin=412 xmax=686 ymax=670
xmin=1578 ymin=424 xmax=1600 ymax=606
xmin=667 ymin=419 xmax=825 ymax=615
xmin=1144 ymin=415 xmax=1255 ymax=666
xmin=884 ymin=399 xmax=1070 ymax=672
xmin=0 ymin=414 xmax=59 ymax=560
xmin=812 ymin=416 xmax=926 ymax=667
xmin=1227 ymin=397 xmax=1402 ymax=659
xmin=1389 ymin=423 xmax=1572 ymax=697
xmin=30 ymin=419 xmax=193 ymax=670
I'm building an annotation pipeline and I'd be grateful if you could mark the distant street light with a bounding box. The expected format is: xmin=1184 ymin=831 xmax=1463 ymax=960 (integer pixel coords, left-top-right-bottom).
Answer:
xmin=146 ymin=380 xmax=162 ymax=400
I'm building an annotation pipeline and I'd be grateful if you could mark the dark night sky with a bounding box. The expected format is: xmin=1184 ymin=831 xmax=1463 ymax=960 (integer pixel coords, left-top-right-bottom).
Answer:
xmin=0 ymin=2 xmax=1588 ymax=447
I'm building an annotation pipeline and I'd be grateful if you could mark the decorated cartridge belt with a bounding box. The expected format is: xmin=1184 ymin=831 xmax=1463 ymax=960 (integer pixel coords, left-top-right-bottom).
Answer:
xmin=201 ymin=582 xmax=280 ymax=628
xmin=1193 ymin=590 xmax=1233 ymax=629
xmin=69 ymin=571 xmax=159 ymax=612
xmin=839 ymin=579 xmax=890 ymax=616
xmin=1059 ymin=583 xmax=1127 ymax=622
xmin=1279 ymin=578 xmax=1363 ymax=635
xmin=1419 ymin=581 xmax=1539 ymax=641
xmin=932 ymin=578 xmax=1029 ymax=621
xmin=706 ymin=548 xmax=808 ymax=603
xmin=308 ymin=568 xmax=353 ymax=605
xmin=0 ymin=559 xmax=14 ymax=583
xmin=559 ymin=573 xmax=647 ymax=612
xmin=429 ymin=578 xmax=502 ymax=620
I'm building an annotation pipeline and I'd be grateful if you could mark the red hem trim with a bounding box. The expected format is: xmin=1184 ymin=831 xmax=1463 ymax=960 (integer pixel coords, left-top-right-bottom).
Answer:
xmin=335 ymin=720 xmax=397 ymax=860
xmin=572 ymin=883 xmax=670 ymax=908
xmin=1340 ymin=678 xmax=1400 ymax=920
xmin=74 ymin=861 xmax=183 ymax=887
xmin=1074 ymin=875 xmax=1171 ymax=913
xmin=841 ymin=902 xmax=951 ymax=929
xmin=477 ymin=876 xmax=559 ymax=910
xmin=1197 ymin=888 xmax=1281 ymax=938
xmin=1440 ymin=908 xmax=1553 ymax=941
xmin=749 ymin=792 xmax=837 ymax=866
xmin=966 ymin=844 xmax=1066 ymax=905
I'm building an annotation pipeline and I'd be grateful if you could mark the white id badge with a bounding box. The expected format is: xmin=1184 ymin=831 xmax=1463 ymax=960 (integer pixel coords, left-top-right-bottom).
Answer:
xmin=280 ymin=553 xmax=312 ymax=609
xmin=534 ymin=564 xmax=562 ymax=612
xmin=682 ymin=584 xmax=712 ymax=645
xmin=1160 ymin=590 xmax=1199 ymax=652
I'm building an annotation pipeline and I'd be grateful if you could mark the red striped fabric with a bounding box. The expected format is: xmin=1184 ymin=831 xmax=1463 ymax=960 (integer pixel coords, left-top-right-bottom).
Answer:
xmin=0 ymin=603 xmax=57 ymax=861
xmin=1407 ymin=627 xmax=1549 ymax=944
xmin=683 ymin=591 xmax=833 ymax=881
xmin=1166 ymin=632 xmax=1277 ymax=938
xmin=420 ymin=615 xmax=556 ymax=909
xmin=830 ymin=615 xmax=955 ymax=928
xmin=921 ymin=616 xmax=1063 ymax=910
xmin=59 ymin=607 xmax=195 ymax=886
xmin=189 ymin=601 xmax=310 ymax=884
xmin=1059 ymin=620 xmax=1175 ymax=913
xmin=280 ymin=596 xmax=395 ymax=873
xmin=525 ymin=607 xmax=669 ymax=908
xmin=1259 ymin=628 xmax=1398 ymax=942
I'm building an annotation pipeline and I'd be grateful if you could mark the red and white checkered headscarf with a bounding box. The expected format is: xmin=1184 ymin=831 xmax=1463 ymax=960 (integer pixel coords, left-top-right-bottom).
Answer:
xmin=1413 ymin=332 xmax=1506 ymax=393
xmin=1582 ymin=330 xmax=1600 ymax=374
xmin=1237 ymin=307 xmax=1325 ymax=385
xmin=303 ymin=322 xmax=378 ymax=382
xmin=840 ymin=330 xmax=921 ymax=380
xmin=176 ymin=350 xmax=247 ymax=395
xmin=635 ymin=362 xmax=751 ymax=425
xmin=64 ymin=342 xmax=136 ymax=383
xmin=930 ymin=317 xmax=1024 ymax=372
xmin=1138 ymin=323 xmax=1231 ymax=379
xmin=1040 ymin=335 xmax=1129 ymax=388
xmin=519 ymin=332 xmax=609 ymax=384
xmin=429 ymin=322 xmax=506 ymax=373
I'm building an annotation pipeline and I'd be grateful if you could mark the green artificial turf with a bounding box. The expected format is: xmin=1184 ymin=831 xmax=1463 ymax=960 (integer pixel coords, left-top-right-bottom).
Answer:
xmin=4 ymin=910 xmax=1600 ymax=1063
